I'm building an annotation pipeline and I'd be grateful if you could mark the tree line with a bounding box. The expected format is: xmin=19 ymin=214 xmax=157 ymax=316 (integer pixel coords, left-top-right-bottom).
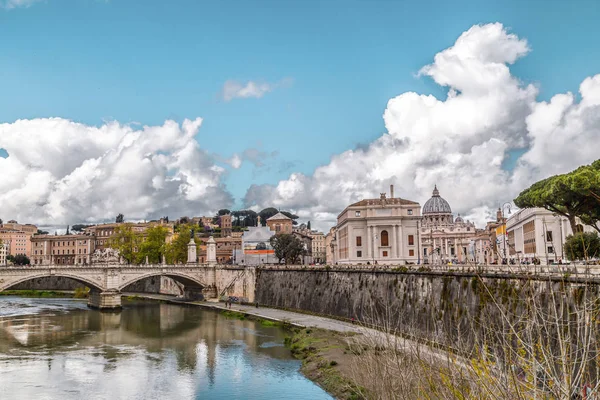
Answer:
xmin=108 ymin=224 xmax=200 ymax=264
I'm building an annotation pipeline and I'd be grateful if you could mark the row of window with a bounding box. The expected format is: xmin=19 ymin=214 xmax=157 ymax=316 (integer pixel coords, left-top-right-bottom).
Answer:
xmin=46 ymin=248 xmax=88 ymax=255
xmin=354 ymin=233 xmax=415 ymax=247
xmin=354 ymin=210 xmax=414 ymax=217
xmin=355 ymin=249 xmax=416 ymax=258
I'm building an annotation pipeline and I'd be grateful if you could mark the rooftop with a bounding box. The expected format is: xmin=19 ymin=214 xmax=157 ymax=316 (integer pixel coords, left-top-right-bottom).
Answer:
xmin=266 ymin=212 xmax=292 ymax=221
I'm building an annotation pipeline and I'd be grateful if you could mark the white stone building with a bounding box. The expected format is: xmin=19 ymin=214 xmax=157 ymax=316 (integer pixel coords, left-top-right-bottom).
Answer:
xmin=0 ymin=240 xmax=9 ymax=266
xmin=333 ymin=187 xmax=421 ymax=265
xmin=506 ymin=207 xmax=597 ymax=265
xmin=420 ymin=186 xmax=478 ymax=264
xmin=236 ymin=226 xmax=277 ymax=265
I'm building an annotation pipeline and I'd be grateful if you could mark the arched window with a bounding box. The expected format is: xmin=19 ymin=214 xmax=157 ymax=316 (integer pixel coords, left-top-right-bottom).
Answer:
xmin=380 ymin=230 xmax=389 ymax=247
xmin=576 ymin=224 xmax=584 ymax=233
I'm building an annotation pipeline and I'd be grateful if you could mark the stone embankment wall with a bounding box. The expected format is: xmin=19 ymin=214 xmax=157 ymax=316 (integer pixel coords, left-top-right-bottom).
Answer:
xmin=255 ymin=267 xmax=595 ymax=349
xmin=10 ymin=276 xmax=85 ymax=290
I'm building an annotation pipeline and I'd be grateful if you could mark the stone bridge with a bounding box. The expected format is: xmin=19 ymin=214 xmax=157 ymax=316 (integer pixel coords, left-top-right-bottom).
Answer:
xmin=0 ymin=264 xmax=256 ymax=310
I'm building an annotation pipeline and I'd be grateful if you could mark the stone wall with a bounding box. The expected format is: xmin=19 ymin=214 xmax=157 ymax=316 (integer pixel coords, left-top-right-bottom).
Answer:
xmin=255 ymin=268 xmax=594 ymax=349
xmin=10 ymin=276 xmax=85 ymax=290
xmin=11 ymin=275 xmax=183 ymax=296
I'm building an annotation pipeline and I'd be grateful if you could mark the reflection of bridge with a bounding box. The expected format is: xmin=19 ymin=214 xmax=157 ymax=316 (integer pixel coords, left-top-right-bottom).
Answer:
xmin=0 ymin=264 xmax=255 ymax=309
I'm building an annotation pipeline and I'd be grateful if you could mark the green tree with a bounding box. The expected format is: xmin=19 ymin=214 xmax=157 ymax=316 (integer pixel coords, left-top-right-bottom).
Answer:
xmin=36 ymin=229 xmax=49 ymax=235
xmin=163 ymin=224 xmax=199 ymax=264
xmin=7 ymin=254 xmax=30 ymax=265
xmin=564 ymin=232 xmax=600 ymax=261
xmin=514 ymin=160 xmax=600 ymax=233
xmin=137 ymin=225 xmax=169 ymax=264
xmin=108 ymin=224 xmax=141 ymax=263
xmin=269 ymin=234 xmax=306 ymax=264
xmin=115 ymin=213 xmax=124 ymax=223
xmin=307 ymin=221 xmax=311 ymax=230
xmin=259 ymin=208 xmax=279 ymax=226
xmin=281 ymin=211 xmax=299 ymax=225
xmin=71 ymin=224 xmax=93 ymax=232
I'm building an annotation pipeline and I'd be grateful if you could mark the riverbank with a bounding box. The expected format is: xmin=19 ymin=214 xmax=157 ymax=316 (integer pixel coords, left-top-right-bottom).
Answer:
xmin=0 ymin=288 xmax=89 ymax=298
xmin=123 ymin=293 xmax=451 ymax=399
xmin=0 ymin=290 xmax=74 ymax=298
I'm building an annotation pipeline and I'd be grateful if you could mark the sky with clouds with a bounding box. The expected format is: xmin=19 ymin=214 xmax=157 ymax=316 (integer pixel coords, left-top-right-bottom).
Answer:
xmin=1 ymin=0 xmax=600 ymax=231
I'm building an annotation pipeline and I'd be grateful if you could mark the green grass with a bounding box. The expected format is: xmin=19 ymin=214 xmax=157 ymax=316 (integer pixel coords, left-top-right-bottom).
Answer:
xmin=0 ymin=290 xmax=75 ymax=298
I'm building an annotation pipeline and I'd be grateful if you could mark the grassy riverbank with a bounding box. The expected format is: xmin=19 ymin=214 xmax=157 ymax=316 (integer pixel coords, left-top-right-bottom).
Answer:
xmin=0 ymin=288 xmax=89 ymax=298
xmin=285 ymin=328 xmax=366 ymax=400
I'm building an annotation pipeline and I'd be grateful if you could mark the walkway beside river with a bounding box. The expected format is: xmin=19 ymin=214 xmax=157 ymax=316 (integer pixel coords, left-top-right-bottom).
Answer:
xmin=122 ymin=292 xmax=362 ymax=333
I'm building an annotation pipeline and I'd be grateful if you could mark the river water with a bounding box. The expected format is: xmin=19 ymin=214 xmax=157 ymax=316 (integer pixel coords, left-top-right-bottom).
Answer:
xmin=0 ymin=297 xmax=331 ymax=400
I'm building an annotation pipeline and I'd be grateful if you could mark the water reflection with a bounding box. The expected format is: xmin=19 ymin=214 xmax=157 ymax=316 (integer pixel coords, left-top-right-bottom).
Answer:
xmin=0 ymin=297 xmax=330 ymax=400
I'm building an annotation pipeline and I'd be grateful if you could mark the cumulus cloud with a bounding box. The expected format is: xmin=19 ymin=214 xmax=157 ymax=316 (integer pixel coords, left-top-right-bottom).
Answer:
xmin=0 ymin=0 xmax=42 ymax=9
xmin=221 ymin=78 xmax=292 ymax=101
xmin=0 ymin=118 xmax=234 ymax=225
xmin=242 ymin=23 xmax=600 ymax=232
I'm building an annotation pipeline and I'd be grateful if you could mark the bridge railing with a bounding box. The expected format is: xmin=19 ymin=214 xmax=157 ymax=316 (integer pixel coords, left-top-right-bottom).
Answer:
xmin=255 ymin=262 xmax=600 ymax=280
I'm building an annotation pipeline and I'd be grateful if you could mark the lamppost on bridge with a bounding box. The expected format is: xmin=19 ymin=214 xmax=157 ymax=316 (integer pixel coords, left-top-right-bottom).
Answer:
xmin=501 ymin=202 xmax=512 ymax=263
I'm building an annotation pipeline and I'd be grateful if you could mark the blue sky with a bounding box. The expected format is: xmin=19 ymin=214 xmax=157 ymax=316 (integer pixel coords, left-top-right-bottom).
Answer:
xmin=1 ymin=0 xmax=600 ymax=226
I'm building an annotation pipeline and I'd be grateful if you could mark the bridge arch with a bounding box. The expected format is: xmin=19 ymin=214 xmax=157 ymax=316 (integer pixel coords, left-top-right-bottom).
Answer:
xmin=118 ymin=271 xmax=207 ymax=292
xmin=0 ymin=272 xmax=105 ymax=292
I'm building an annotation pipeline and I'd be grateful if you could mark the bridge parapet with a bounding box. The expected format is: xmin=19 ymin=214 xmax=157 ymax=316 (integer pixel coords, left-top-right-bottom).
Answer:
xmin=0 ymin=264 xmax=256 ymax=310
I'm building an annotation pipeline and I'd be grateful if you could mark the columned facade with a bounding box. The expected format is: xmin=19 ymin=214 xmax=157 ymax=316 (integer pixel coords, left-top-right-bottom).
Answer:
xmin=333 ymin=187 xmax=421 ymax=265
xmin=420 ymin=186 xmax=478 ymax=264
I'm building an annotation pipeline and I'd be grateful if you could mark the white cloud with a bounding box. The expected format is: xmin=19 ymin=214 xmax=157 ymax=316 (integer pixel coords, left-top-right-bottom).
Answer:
xmin=227 ymin=153 xmax=242 ymax=169
xmin=242 ymin=23 xmax=600 ymax=232
xmin=1 ymin=0 xmax=42 ymax=9
xmin=0 ymin=118 xmax=234 ymax=225
xmin=221 ymin=78 xmax=292 ymax=101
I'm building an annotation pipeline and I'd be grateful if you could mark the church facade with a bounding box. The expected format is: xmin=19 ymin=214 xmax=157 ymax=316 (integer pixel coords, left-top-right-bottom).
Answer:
xmin=333 ymin=186 xmax=422 ymax=265
xmin=420 ymin=186 xmax=477 ymax=264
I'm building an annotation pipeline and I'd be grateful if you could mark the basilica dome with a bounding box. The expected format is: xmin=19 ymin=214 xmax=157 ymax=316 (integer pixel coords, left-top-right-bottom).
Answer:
xmin=422 ymin=185 xmax=452 ymax=214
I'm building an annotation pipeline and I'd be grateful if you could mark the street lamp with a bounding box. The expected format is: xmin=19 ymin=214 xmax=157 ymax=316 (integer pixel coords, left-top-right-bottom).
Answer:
xmin=501 ymin=202 xmax=512 ymax=263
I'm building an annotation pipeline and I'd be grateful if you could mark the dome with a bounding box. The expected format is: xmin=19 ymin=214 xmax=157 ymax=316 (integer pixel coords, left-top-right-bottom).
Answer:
xmin=422 ymin=185 xmax=452 ymax=214
xmin=455 ymin=214 xmax=464 ymax=223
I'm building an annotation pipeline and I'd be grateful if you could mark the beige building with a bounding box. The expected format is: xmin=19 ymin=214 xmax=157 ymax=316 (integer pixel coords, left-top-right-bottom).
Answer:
xmin=220 ymin=214 xmax=232 ymax=237
xmin=333 ymin=186 xmax=421 ymax=265
xmin=266 ymin=212 xmax=293 ymax=234
xmin=506 ymin=207 xmax=596 ymax=265
xmin=31 ymin=234 xmax=96 ymax=265
xmin=1 ymin=220 xmax=38 ymax=236
xmin=84 ymin=222 xmax=174 ymax=251
xmin=310 ymin=231 xmax=326 ymax=263
xmin=0 ymin=229 xmax=31 ymax=258
xmin=294 ymin=224 xmax=326 ymax=263
xmin=420 ymin=186 xmax=478 ymax=264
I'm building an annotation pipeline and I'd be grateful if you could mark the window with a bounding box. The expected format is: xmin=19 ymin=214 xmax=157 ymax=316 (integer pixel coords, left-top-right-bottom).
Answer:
xmin=383 ymin=251 xmax=388 ymax=257
xmin=409 ymin=249 xmax=415 ymax=256
xmin=450 ymin=247 xmax=455 ymax=256
xmin=355 ymin=211 xmax=361 ymax=217
xmin=357 ymin=250 xmax=362 ymax=258
xmin=380 ymin=230 xmax=389 ymax=246
xmin=463 ymin=247 xmax=467 ymax=255
xmin=546 ymin=231 xmax=553 ymax=242
xmin=407 ymin=209 xmax=413 ymax=215
xmin=548 ymin=246 xmax=554 ymax=254
xmin=408 ymin=235 xmax=414 ymax=246
xmin=356 ymin=236 xmax=362 ymax=246
xmin=423 ymin=248 xmax=427 ymax=255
